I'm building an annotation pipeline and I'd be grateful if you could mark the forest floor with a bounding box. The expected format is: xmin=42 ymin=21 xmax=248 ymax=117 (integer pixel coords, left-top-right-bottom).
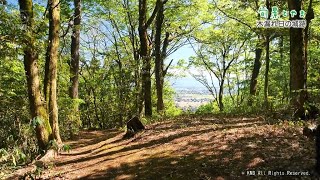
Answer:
xmin=8 ymin=115 xmax=317 ymax=180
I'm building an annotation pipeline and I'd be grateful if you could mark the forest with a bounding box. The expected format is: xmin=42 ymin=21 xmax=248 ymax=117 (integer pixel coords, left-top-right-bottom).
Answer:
xmin=1 ymin=0 xmax=320 ymax=179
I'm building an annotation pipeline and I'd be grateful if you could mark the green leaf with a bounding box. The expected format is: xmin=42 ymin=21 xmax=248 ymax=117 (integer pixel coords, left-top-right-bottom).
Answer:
xmin=32 ymin=116 xmax=43 ymax=128
xmin=11 ymin=154 xmax=16 ymax=166
xmin=62 ymin=144 xmax=72 ymax=153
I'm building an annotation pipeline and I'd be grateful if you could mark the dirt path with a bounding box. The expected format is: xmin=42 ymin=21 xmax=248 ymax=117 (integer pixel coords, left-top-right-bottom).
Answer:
xmin=11 ymin=116 xmax=316 ymax=179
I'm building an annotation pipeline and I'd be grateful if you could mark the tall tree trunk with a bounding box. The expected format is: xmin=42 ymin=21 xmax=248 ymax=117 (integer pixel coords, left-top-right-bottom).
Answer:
xmin=249 ymin=0 xmax=267 ymax=100
xmin=155 ymin=1 xmax=164 ymax=113
xmin=304 ymin=0 xmax=314 ymax=95
xmin=279 ymin=36 xmax=287 ymax=103
xmin=138 ymin=0 xmax=160 ymax=117
xmin=264 ymin=34 xmax=270 ymax=108
xmin=138 ymin=0 xmax=150 ymax=116
xmin=44 ymin=0 xmax=61 ymax=143
xmin=70 ymin=0 xmax=81 ymax=100
xmin=263 ymin=0 xmax=271 ymax=109
xmin=288 ymin=0 xmax=307 ymax=117
xmin=249 ymin=37 xmax=264 ymax=102
xmin=249 ymin=1 xmax=265 ymax=102
xmin=114 ymin=40 xmax=124 ymax=126
xmin=19 ymin=0 xmax=52 ymax=150
xmin=69 ymin=0 xmax=81 ymax=132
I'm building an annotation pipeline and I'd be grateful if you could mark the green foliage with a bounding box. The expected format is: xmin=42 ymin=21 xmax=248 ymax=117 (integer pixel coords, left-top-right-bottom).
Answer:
xmin=0 ymin=4 xmax=46 ymax=170
xmin=160 ymin=82 xmax=182 ymax=117
xmin=0 ymin=149 xmax=9 ymax=162
xmin=165 ymin=101 xmax=183 ymax=117
xmin=58 ymin=97 xmax=83 ymax=139
xmin=32 ymin=116 xmax=43 ymax=128
xmin=12 ymin=148 xmax=27 ymax=166
xmin=0 ymin=147 xmax=28 ymax=167
xmin=61 ymin=144 xmax=72 ymax=153
xmin=196 ymin=102 xmax=217 ymax=114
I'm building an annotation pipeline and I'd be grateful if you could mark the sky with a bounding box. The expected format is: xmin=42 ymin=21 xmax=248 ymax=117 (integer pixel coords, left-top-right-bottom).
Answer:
xmin=167 ymin=43 xmax=220 ymax=90
xmin=4 ymin=0 xmax=209 ymax=90
xmin=167 ymin=46 xmax=208 ymax=89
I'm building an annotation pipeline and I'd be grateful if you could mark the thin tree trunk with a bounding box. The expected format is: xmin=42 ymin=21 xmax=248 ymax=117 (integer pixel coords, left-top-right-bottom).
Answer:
xmin=264 ymin=35 xmax=270 ymax=108
xmin=91 ymin=88 xmax=102 ymax=128
xmin=218 ymin=79 xmax=224 ymax=112
xmin=263 ymin=0 xmax=270 ymax=109
xmin=45 ymin=0 xmax=61 ymax=143
xmin=304 ymin=0 xmax=314 ymax=97
xmin=115 ymin=52 xmax=124 ymax=127
xmin=19 ymin=0 xmax=52 ymax=150
xmin=124 ymin=0 xmax=142 ymax=116
xmin=227 ymin=73 xmax=235 ymax=105
xmin=117 ymin=63 xmax=124 ymax=127
xmin=279 ymin=36 xmax=287 ymax=103
xmin=218 ymin=71 xmax=226 ymax=112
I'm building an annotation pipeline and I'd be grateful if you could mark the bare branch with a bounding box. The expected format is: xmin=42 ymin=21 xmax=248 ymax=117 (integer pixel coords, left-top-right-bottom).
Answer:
xmin=188 ymin=38 xmax=220 ymax=79
xmin=163 ymin=59 xmax=174 ymax=76
xmin=146 ymin=0 xmax=160 ymax=28
xmin=213 ymin=1 xmax=253 ymax=30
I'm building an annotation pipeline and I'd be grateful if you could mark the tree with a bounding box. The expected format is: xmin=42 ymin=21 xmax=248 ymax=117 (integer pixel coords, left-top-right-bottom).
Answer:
xmin=263 ymin=0 xmax=271 ymax=108
xmin=138 ymin=0 xmax=161 ymax=117
xmin=69 ymin=0 xmax=81 ymax=132
xmin=18 ymin=0 xmax=52 ymax=150
xmin=154 ymin=0 xmax=206 ymax=113
xmin=70 ymin=0 xmax=81 ymax=103
xmin=44 ymin=0 xmax=62 ymax=143
xmin=124 ymin=0 xmax=143 ymax=115
xmin=154 ymin=0 xmax=167 ymax=112
xmin=288 ymin=0 xmax=307 ymax=117
xmin=212 ymin=0 xmax=265 ymax=104
xmin=304 ymin=0 xmax=315 ymax=91
xmin=264 ymin=34 xmax=270 ymax=108
xmin=189 ymin=20 xmax=247 ymax=111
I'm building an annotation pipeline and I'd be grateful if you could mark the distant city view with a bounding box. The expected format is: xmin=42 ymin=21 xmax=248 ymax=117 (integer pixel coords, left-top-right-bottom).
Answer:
xmin=167 ymin=45 xmax=217 ymax=112
xmin=170 ymin=77 xmax=214 ymax=111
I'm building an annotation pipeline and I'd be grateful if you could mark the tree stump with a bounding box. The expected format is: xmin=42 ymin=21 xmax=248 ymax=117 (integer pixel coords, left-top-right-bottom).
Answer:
xmin=123 ymin=116 xmax=145 ymax=138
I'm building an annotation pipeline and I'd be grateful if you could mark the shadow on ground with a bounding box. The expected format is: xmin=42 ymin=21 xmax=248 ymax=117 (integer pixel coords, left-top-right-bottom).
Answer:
xmin=38 ymin=117 xmax=315 ymax=180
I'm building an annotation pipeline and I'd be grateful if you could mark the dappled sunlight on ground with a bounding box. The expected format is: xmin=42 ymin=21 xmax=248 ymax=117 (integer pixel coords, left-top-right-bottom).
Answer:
xmin=18 ymin=116 xmax=315 ymax=179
